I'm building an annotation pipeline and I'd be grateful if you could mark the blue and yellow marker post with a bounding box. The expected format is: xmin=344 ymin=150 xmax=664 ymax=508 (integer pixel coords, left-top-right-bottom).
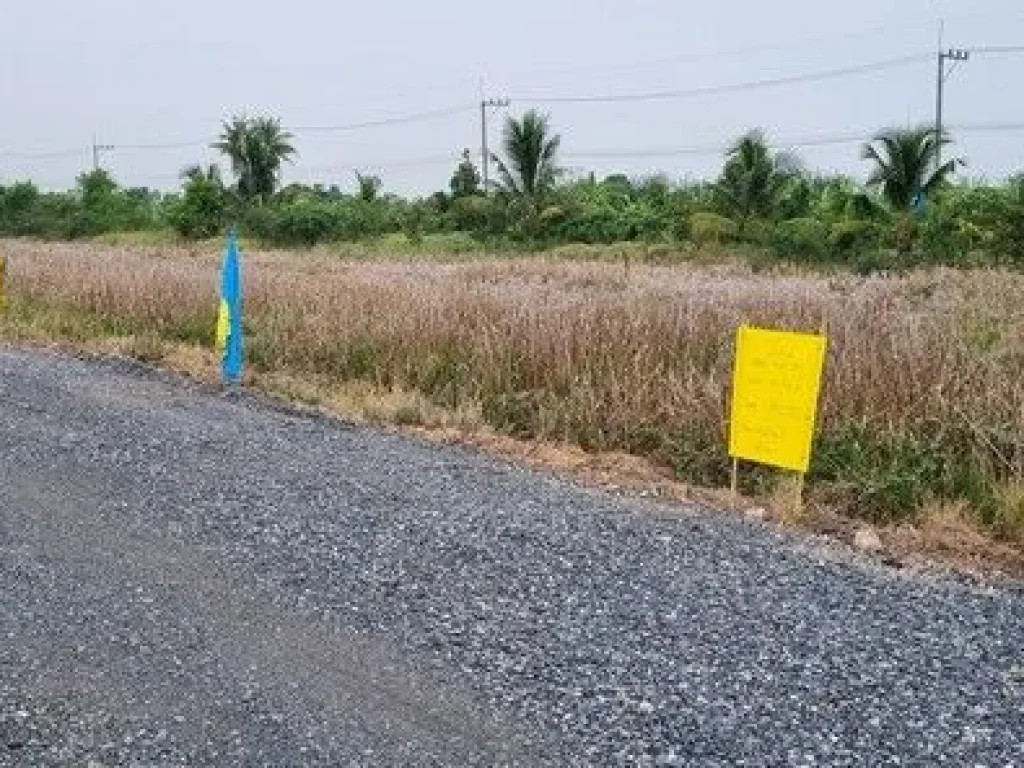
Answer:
xmin=215 ymin=229 xmax=244 ymax=384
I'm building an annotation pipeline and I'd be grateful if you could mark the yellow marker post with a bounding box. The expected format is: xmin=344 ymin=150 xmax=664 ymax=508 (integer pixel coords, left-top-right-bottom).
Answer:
xmin=729 ymin=326 xmax=828 ymax=509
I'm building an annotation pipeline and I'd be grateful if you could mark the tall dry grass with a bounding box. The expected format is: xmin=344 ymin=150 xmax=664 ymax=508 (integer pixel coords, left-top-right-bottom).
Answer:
xmin=3 ymin=239 xmax=1022 ymax=535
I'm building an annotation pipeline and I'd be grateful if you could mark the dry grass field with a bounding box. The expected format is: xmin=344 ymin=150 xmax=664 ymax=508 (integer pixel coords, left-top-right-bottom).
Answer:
xmin=2 ymin=238 xmax=1022 ymax=565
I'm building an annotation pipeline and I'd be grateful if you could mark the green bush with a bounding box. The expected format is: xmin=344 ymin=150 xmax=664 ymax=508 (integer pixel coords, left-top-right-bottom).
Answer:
xmin=166 ymin=174 xmax=229 ymax=240
xmin=8 ymin=161 xmax=1024 ymax=267
xmin=551 ymin=201 xmax=627 ymax=243
xmin=449 ymin=194 xmax=497 ymax=236
xmin=420 ymin=232 xmax=481 ymax=253
xmin=771 ymin=217 xmax=830 ymax=261
xmin=236 ymin=196 xmax=410 ymax=247
xmin=918 ymin=206 xmax=971 ymax=266
xmin=0 ymin=182 xmax=42 ymax=235
xmin=688 ymin=212 xmax=738 ymax=245
xmin=481 ymin=391 xmax=542 ymax=439
xmin=272 ymin=199 xmax=340 ymax=246
xmin=850 ymin=249 xmax=893 ymax=276
xmin=829 ymin=220 xmax=880 ymax=256
xmin=988 ymin=178 xmax=1024 ymax=266
xmin=0 ymin=183 xmax=76 ymax=237
xmin=70 ymin=170 xmax=156 ymax=237
xmin=813 ymin=425 xmax=998 ymax=524
xmin=739 ymin=218 xmax=773 ymax=247
xmin=0 ymin=174 xmax=158 ymax=240
xmin=549 ymin=178 xmax=673 ymax=245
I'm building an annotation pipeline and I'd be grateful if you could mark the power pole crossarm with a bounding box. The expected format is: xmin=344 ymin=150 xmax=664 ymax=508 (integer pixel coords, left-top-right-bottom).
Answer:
xmin=92 ymin=139 xmax=115 ymax=172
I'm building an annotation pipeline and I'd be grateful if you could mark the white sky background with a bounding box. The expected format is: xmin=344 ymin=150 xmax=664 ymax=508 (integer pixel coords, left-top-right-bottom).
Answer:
xmin=1 ymin=0 xmax=1023 ymax=195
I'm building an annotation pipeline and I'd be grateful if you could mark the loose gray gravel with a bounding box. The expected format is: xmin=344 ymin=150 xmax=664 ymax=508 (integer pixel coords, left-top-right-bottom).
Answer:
xmin=0 ymin=348 xmax=1021 ymax=767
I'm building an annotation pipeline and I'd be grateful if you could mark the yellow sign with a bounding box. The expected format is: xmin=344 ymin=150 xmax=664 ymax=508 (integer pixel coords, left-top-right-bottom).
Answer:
xmin=215 ymin=299 xmax=231 ymax=352
xmin=729 ymin=326 xmax=827 ymax=474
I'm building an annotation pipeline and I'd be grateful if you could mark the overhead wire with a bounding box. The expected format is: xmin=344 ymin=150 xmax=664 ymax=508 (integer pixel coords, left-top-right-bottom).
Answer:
xmin=481 ymin=12 xmax=1017 ymax=82
xmin=515 ymin=53 xmax=933 ymax=105
xmin=291 ymin=104 xmax=474 ymax=134
xmin=564 ymin=123 xmax=1024 ymax=161
xmin=0 ymin=104 xmax=476 ymax=164
xmin=292 ymin=154 xmax=457 ymax=174
xmin=2 ymin=43 xmax=1023 ymax=185
xmin=967 ymin=45 xmax=1024 ymax=56
xmin=111 ymin=139 xmax=212 ymax=151
xmin=0 ymin=147 xmax=88 ymax=161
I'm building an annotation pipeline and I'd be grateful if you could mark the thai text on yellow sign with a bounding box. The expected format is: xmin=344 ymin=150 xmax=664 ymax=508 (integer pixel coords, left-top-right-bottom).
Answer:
xmin=729 ymin=326 xmax=827 ymax=474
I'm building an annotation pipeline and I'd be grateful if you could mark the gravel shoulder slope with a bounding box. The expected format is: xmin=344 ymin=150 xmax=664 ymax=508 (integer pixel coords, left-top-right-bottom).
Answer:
xmin=0 ymin=349 xmax=1021 ymax=766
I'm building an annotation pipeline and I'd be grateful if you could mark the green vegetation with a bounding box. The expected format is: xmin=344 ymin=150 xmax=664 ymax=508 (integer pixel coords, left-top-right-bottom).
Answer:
xmin=2 ymin=113 xmax=1023 ymax=272
xmin=490 ymin=109 xmax=562 ymax=201
xmin=863 ymin=126 xmax=960 ymax=211
xmin=449 ymin=149 xmax=482 ymax=199
xmin=212 ymin=115 xmax=296 ymax=204
xmin=715 ymin=130 xmax=801 ymax=230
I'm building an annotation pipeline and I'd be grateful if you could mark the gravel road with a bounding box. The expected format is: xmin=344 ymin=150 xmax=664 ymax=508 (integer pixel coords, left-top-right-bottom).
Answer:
xmin=0 ymin=348 xmax=1021 ymax=766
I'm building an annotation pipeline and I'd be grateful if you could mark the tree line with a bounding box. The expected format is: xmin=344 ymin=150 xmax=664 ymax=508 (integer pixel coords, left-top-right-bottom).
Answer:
xmin=1 ymin=110 xmax=1023 ymax=270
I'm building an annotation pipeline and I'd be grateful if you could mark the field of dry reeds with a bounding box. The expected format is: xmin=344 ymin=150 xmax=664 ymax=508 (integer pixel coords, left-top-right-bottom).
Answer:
xmin=3 ymin=239 xmax=1022 ymax=542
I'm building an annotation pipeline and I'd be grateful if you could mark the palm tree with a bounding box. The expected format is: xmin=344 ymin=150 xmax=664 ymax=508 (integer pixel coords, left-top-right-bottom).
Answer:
xmin=180 ymin=164 xmax=223 ymax=185
xmin=861 ymin=126 xmax=961 ymax=211
xmin=490 ymin=110 xmax=561 ymax=200
xmin=715 ymin=130 xmax=801 ymax=226
xmin=212 ymin=115 xmax=295 ymax=204
xmin=355 ymin=172 xmax=382 ymax=203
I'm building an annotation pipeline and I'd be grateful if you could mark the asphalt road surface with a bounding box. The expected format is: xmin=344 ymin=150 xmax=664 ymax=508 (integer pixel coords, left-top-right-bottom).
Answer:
xmin=0 ymin=349 xmax=1021 ymax=766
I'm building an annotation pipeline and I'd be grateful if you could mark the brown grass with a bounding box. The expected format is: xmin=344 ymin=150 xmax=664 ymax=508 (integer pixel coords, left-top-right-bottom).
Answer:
xmin=1 ymin=238 xmax=1022 ymax=552
xmin=884 ymin=502 xmax=1024 ymax=579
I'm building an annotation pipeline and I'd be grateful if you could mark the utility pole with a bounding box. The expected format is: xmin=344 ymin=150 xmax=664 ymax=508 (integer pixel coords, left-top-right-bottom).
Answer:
xmin=480 ymin=97 xmax=510 ymax=194
xmin=92 ymin=136 xmax=114 ymax=172
xmin=935 ymin=23 xmax=970 ymax=171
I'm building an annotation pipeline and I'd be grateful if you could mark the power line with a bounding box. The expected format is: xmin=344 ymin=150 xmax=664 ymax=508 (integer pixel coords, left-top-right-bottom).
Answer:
xmin=565 ymin=134 xmax=864 ymax=161
xmin=564 ymin=122 xmax=1024 ymax=161
xmin=0 ymin=103 xmax=476 ymax=166
xmin=516 ymin=53 xmax=933 ymax=105
xmin=491 ymin=24 xmax=925 ymax=83
xmin=111 ymin=139 xmax=212 ymax=151
xmin=3 ymin=43 xmax=1023 ymax=188
xmin=930 ymin=37 xmax=1024 ymax=171
xmin=968 ymin=45 xmax=1024 ymax=56
xmin=291 ymin=104 xmax=473 ymax=134
xmin=8 ymin=122 xmax=1024 ymax=179
xmin=293 ymin=155 xmax=456 ymax=174
xmin=0 ymin=147 xmax=86 ymax=160
xmin=953 ymin=121 xmax=1024 ymax=132
xmin=0 ymin=49 xmax=1006 ymax=162
xmin=485 ymin=9 xmax=1024 ymax=84
xmin=71 ymin=105 xmax=477 ymax=155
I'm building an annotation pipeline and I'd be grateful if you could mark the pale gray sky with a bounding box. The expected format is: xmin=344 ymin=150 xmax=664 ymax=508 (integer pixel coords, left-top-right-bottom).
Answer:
xmin=2 ymin=0 xmax=1023 ymax=194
